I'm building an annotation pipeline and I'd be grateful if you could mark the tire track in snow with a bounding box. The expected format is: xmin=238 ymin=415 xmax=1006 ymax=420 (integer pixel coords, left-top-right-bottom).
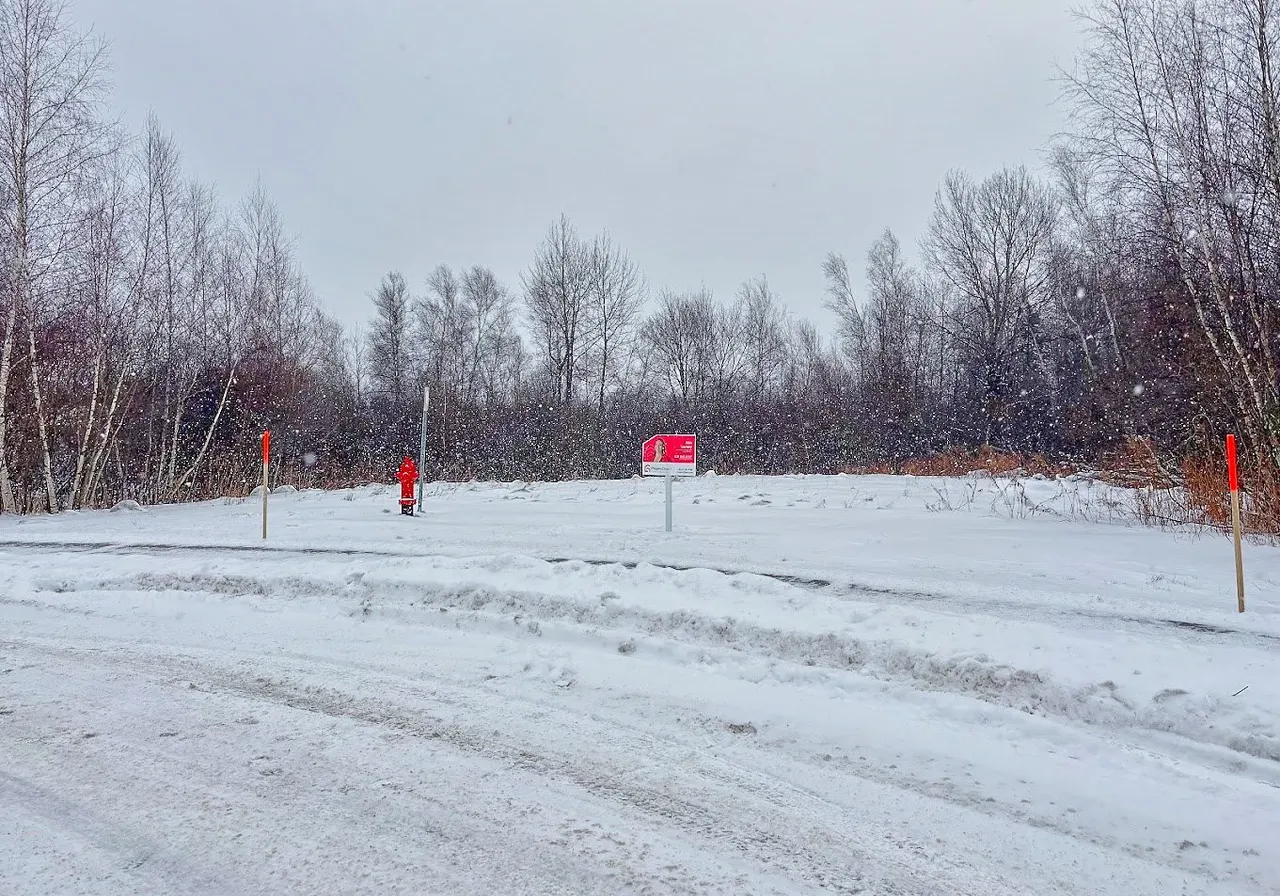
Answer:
xmin=1 ymin=637 xmax=1019 ymax=896
xmin=0 ymin=651 xmax=732 ymax=895
xmin=0 ymin=769 xmax=241 ymax=894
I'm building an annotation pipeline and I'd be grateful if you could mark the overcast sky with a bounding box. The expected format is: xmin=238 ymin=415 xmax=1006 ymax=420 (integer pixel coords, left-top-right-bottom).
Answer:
xmin=74 ymin=0 xmax=1083 ymax=335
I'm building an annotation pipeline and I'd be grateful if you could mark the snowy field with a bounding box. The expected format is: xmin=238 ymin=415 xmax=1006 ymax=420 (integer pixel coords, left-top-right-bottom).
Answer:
xmin=1 ymin=472 xmax=1278 ymax=895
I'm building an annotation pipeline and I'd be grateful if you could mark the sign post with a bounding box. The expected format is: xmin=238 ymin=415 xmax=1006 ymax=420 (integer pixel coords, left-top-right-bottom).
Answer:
xmin=1227 ymin=434 xmax=1245 ymax=613
xmin=261 ymin=429 xmax=270 ymax=540
xmin=665 ymin=475 xmax=673 ymax=532
xmin=642 ymin=434 xmax=697 ymax=532
xmin=417 ymin=385 xmax=430 ymax=513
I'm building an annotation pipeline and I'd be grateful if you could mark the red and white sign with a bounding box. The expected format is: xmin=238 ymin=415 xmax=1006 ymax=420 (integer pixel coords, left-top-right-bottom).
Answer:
xmin=642 ymin=433 xmax=697 ymax=477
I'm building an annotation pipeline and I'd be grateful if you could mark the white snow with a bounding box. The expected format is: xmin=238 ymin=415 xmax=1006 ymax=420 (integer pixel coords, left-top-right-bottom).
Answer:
xmin=1 ymin=473 xmax=1277 ymax=894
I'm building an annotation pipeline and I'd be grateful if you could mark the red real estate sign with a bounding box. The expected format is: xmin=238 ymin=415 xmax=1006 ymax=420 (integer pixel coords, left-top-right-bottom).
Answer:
xmin=642 ymin=433 xmax=697 ymax=477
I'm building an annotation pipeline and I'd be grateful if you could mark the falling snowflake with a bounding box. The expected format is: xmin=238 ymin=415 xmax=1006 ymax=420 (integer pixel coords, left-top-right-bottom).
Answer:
xmin=1222 ymin=189 xmax=1238 ymax=207
xmin=1075 ymin=286 xmax=1087 ymax=300
xmin=1133 ymin=384 xmax=1145 ymax=396
xmin=304 ymin=452 xmax=318 ymax=467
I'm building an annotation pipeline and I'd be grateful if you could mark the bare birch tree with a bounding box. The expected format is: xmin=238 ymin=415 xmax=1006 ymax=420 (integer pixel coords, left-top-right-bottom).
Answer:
xmin=0 ymin=0 xmax=111 ymax=510
xmin=166 ymin=200 xmax=250 ymax=501
xmin=67 ymin=151 xmax=131 ymax=508
xmin=0 ymin=173 xmax=14 ymax=511
xmin=1065 ymin=0 xmax=1280 ymax=473
xmin=132 ymin=112 xmax=192 ymax=497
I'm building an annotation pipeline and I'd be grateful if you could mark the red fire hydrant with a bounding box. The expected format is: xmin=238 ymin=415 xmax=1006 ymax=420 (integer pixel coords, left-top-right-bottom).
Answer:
xmin=397 ymin=456 xmax=418 ymax=515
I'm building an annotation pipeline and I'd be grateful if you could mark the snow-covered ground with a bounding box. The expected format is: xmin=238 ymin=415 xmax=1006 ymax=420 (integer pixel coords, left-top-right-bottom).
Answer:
xmin=1 ymin=473 xmax=1277 ymax=895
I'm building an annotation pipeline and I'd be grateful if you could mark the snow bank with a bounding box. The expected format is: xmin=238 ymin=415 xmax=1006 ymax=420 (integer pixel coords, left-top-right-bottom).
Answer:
xmin=42 ymin=551 xmax=1280 ymax=765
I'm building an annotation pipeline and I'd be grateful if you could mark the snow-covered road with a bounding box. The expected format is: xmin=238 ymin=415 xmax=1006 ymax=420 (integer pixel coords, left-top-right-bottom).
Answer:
xmin=1 ymin=474 xmax=1277 ymax=894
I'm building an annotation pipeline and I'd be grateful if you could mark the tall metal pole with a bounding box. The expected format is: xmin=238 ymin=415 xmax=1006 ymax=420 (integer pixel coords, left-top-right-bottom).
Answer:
xmin=665 ymin=475 xmax=673 ymax=532
xmin=417 ymin=385 xmax=430 ymax=513
xmin=261 ymin=430 xmax=270 ymax=539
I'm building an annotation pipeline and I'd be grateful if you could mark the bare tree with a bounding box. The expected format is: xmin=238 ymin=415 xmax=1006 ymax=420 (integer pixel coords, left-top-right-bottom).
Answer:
xmin=0 ymin=0 xmax=111 ymax=511
xmin=822 ymin=251 xmax=866 ymax=365
xmin=584 ymin=231 xmax=644 ymax=416
xmin=416 ymin=263 xmax=466 ymax=399
xmin=710 ymin=298 xmax=748 ymax=404
xmin=165 ymin=193 xmax=262 ymax=503
xmin=1064 ymin=0 xmax=1280 ymax=472
xmin=737 ymin=274 xmax=790 ymax=403
xmin=1046 ymin=143 xmax=1128 ymax=376
xmin=162 ymin=177 xmax=224 ymax=493
xmin=864 ymin=229 xmax=927 ymax=392
xmin=346 ymin=322 xmax=368 ymax=401
xmin=236 ymin=178 xmax=314 ymax=365
xmin=67 ymin=151 xmax=132 ymax=509
xmin=366 ymin=270 xmax=413 ymax=404
xmin=923 ymin=166 xmax=1059 ymax=446
xmin=641 ymin=288 xmax=719 ymax=407
xmin=492 ymin=325 xmax=527 ymax=403
xmin=522 ymin=213 xmax=591 ymax=403
xmin=458 ymin=265 xmax=517 ymax=404
xmin=0 ymin=169 xmax=14 ymax=511
xmin=132 ymin=112 xmax=195 ymax=496
xmin=640 ymin=287 xmax=746 ymax=408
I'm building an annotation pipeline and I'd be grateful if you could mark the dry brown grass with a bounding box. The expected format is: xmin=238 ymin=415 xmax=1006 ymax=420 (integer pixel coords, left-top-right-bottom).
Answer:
xmin=1181 ymin=456 xmax=1232 ymax=526
xmin=1094 ymin=435 xmax=1177 ymax=490
xmin=1234 ymin=464 xmax=1280 ymax=537
xmin=838 ymin=438 xmax=1277 ymax=539
xmin=1095 ymin=436 xmax=1279 ymax=538
xmin=844 ymin=446 xmax=1074 ymax=479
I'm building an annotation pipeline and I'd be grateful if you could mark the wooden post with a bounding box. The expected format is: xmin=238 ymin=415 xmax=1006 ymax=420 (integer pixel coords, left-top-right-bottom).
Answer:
xmin=1227 ymin=434 xmax=1244 ymax=613
xmin=262 ymin=429 xmax=270 ymax=540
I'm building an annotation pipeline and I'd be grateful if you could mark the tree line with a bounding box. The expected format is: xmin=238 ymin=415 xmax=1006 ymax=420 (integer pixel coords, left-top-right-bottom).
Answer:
xmin=1 ymin=0 xmax=1276 ymax=515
